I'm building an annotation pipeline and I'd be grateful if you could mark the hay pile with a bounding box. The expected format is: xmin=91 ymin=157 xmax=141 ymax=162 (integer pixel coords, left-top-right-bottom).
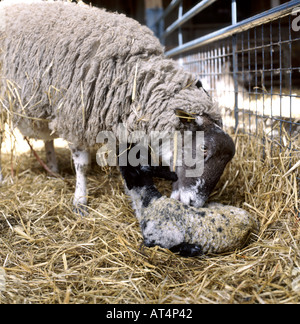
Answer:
xmin=0 ymin=126 xmax=299 ymax=304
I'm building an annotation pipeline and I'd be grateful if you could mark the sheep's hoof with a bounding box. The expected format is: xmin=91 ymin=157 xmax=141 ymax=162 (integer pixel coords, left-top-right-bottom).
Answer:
xmin=170 ymin=243 xmax=203 ymax=257
xmin=73 ymin=204 xmax=88 ymax=216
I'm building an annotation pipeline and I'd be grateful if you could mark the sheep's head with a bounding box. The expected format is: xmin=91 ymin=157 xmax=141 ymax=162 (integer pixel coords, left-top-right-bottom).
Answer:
xmin=170 ymin=110 xmax=235 ymax=208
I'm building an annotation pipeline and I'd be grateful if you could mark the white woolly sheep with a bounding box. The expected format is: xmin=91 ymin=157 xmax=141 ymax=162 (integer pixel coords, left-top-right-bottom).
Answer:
xmin=0 ymin=0 xmax=235 ymax=214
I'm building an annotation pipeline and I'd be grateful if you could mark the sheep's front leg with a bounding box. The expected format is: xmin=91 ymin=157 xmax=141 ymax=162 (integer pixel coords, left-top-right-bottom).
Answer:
xmin=44 ymin=140 xmax=58 ymax=173
xmin=71 ymin=147 xmax=90 ymax=215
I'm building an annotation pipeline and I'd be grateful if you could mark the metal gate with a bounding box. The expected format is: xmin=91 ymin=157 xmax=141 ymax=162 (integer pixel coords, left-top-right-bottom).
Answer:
xmin=155 ymin=0 xmax=300 ymax=165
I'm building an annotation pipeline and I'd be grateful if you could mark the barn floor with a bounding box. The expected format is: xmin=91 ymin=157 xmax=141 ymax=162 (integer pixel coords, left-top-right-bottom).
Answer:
xmin=0 ymin=128 xmax=299 ymax=304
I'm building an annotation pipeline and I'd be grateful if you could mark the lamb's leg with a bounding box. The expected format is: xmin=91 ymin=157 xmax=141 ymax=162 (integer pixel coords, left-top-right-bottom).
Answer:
xmin=71 ymin=147 xmax=90 ymax=215
xmin=120 ymin=163 xmax=176 ymax=217
xmin=119 ymin=165 xmax=162 ymax=221
xmin=44 ymin=140 xmax=58 ymax=173
xmin=120 ymin=165 xmax=177 ymax=208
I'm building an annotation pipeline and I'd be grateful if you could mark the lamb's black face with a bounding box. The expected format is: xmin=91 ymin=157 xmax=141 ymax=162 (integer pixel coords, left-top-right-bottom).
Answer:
xmin=171 ymin=112 xmax=235 ymax=208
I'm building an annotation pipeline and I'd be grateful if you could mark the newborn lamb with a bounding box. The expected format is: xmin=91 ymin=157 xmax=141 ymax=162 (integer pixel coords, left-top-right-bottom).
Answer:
xmin=120 ymin=165 xmax=259 ymax=256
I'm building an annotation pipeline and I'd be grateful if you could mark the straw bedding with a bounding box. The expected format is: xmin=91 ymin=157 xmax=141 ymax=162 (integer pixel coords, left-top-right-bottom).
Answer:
xmin=0 ymin=126 xmax=299 ymax=304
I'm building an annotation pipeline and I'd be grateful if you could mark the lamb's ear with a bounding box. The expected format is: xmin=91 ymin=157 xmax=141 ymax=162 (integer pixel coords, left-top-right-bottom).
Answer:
xmin=175 ymin=109 xmax=196 ymax=124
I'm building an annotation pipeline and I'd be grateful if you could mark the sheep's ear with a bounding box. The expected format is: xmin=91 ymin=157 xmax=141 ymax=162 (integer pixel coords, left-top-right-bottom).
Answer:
xmin=175 ymin=109 xmax=196 ymax=124
xmin=195 ymin=80 xmax=203 ymax=89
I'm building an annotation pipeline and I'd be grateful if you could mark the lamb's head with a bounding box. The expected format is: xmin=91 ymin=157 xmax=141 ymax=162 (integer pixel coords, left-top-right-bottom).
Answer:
xmin=170 ymin=110 xmax=235 ymax=208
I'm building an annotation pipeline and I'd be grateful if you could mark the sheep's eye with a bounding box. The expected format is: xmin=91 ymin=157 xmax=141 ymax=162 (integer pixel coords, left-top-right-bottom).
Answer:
xmin=200 ymin=145 xmax=207 ymax=153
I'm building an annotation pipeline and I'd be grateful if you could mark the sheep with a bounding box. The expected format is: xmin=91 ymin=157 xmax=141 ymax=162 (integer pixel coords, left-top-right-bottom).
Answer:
xmin=120 ymin=164 xmax=259 ymax=257
xmin=0 ymin=0 xmax=235 ymax=214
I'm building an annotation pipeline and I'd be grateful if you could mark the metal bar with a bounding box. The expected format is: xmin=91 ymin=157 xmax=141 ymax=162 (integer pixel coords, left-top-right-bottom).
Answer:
xmin=254 ymin=27 xmax=258 ymax=136
xmin=261 ymin=24 xmax=266 ymax=119
xmin=247 ymin=29 xmax=251 ymax=134
xmin=154 ymin=0 xmax=182 ymax=28
xmin=178 ymin=0 xmax=183 ymax=46
xmin=163 ymin=0 xmax=218 ymax=39
xmin=288 ymin=15 xmax=293 ymax=144
xmin=231 ymin=0 xmax=239 ymax=130
xmin=269 ymin=21 xmax=274 ymax=148
xmin=161 ymin=0 xmax=182 ymax=18
xmin=241 ymin=32 xmax=245 ymax=130
xmin=279 ymin=19 xmax=283 ymax=148
xmin=165 ymin=0 xmax=300 ymax=57
xmin=231 ymin=0 xmax=237 ymax=25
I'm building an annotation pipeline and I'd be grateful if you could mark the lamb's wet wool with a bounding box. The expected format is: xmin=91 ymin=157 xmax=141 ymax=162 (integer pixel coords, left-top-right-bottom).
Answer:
xmin=136 ymin=195 xmax=259 ymax=255
xmin=123 ymin=165 xmax=258 ymax=256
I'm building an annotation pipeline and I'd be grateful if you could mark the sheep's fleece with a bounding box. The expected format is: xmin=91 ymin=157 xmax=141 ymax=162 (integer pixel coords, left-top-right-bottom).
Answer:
xmin=0 ymin=0 xmax=220 ymax=148
xmin=137 ymin=195 xmax=259 ymax=254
